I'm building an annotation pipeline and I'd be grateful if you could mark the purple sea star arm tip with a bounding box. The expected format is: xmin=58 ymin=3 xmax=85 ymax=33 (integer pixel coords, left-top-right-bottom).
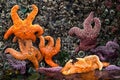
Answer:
xmin=104 ymin=65 xmax=120 ymax=71
xmin=93 ymin=17 xmax=101 ymax=34
xmin=83 ymin=12 xmax=94 ymax=29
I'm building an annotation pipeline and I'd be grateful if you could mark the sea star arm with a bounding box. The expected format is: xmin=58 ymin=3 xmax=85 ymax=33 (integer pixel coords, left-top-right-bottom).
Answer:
xmin=23 ymin=39 xmax=42 ymax=61
xmin=23 ymin=43 xmax=41 ymax=70
xmin=93 ymin=17 xmax=101 ymax=34
xmin=32 ymin=59 xmax=39 ymax=70
xmin=27 ymin=46 xmax=42 ymax=70
xmin=39 ymin=36 xmax=45 ymax=48
xmin=85 ymin=44 xmax=97 ymax=51
xmin=85 ymin=55 xmax=103 ymax=70
xmin=75 ymin=46 xmax=80 ymax=53
xmin=17 ymin=39 xmax=27 ymax=53
xmin=25 ymin=4 xmax=38 ymax=24
xmin=83 ymin=12 xmax=94 ymax=30
xmin=11 ymin=5 xmax=22 ymax=24
xmin=24 ymin=39 xmax=33 ymax=50
xmin=68 ymin=27 xmax=83 ymax=38
xmin=4 ymin=26 xmax=14 ymax=40
xmin=96 ymin=52 xmax=107 ymax=61
xmin=12 ymin=36 xmax=18 ymax=42
xmin=61 ymin=60 xmax=74 ymax=75
xmin=38 ymin=67 xmax=62 ymax=73
xmin=46 ymin=37 xmax=60 ymax=67
xmin=44 ymin=36 xmax=54 ymax=47
xmin=29 ymin=45 xmax=43 ymax=61
xmin=102 ymin=62 xmax=109 ymax=67
xmin=36 ymin=50 xmax=43 ymax=61
xmin=12 ymin=37 xmax=29 ymax=53
xmin=45 ymin=57 xmax=59 ymax=67
xmin=94 ymin=57 xmax=103 ymax=70
xmin=5 ymin=48 xmax=26 ymax=60
xmin=32 ymin=25 xmax=44 ymax=36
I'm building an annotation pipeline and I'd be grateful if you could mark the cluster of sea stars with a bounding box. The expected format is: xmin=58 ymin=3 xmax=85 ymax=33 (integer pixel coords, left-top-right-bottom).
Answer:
xmin=38 ymin=12 xmax=109 ymax=75
xmin=3 ymin=4 xmax=113 ymax=75
xmin=4 ymin=4 xmax=61 ymax=71
xmin=38 ymin=55 xmax=109 ymax=75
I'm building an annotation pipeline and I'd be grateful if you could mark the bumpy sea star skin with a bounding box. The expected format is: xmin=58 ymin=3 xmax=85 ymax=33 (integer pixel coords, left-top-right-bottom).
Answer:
xmin=61 ymin=55 xmax=109 ymax=75
xmin=6 ymin=54 xmax=27 ymax=74
xmin=38 ymin=67 xmax=62 ymax=73
xmin=5 ymin=38 xmax=43 ymax=70
xmin=4 ymin=4 xmax=44 ymax=42
xmin=91 ymin=39 xmax=119 ymax=61
xmin=39 ymin=36 xmax=61 ymax=67
xmin=68 ymin=12 xmax=101 ymax=52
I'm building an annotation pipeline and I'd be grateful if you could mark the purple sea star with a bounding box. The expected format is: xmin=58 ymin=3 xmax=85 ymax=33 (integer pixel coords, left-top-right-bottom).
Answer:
xmin=38 ymin=67 xmax=62 ymax=77
xmin=91 ymin=38 xmax=119 ymax=61
xmin=68 ymin=12 xmax=101 ymax=52
xmin=6 ymin=54 xmax=26 ymax=74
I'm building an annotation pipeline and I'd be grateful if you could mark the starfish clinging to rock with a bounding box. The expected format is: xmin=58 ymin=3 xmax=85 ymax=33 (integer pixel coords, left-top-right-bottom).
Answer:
xmin=5 ymin=38 xmax=43 ymax=70
xmin=61 ymin=55 xmax=109 ymax=75
xmin=39 ymin=36 xmax=61 ymax=67
xmin=68 ymin=12 xmax=101 ymax=52
xmin=4 ymin=4 xmax=44 ymax=42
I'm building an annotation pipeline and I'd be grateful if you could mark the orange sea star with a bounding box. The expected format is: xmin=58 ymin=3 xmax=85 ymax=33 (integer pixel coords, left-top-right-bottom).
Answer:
xmin=4 ymin=4 xmax=44 ymax=42
xmin=39 ymin=36 xmax=61 ymax=67
xmin=5 ymin=38 xmax=43 ymax=70
xmin=61 ymin=55 xmax=109 ymax=75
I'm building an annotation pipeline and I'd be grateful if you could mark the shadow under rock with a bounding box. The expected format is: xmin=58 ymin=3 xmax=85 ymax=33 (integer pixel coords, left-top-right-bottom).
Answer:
xmin=38 ymin=69 xmax=120 ymax=80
